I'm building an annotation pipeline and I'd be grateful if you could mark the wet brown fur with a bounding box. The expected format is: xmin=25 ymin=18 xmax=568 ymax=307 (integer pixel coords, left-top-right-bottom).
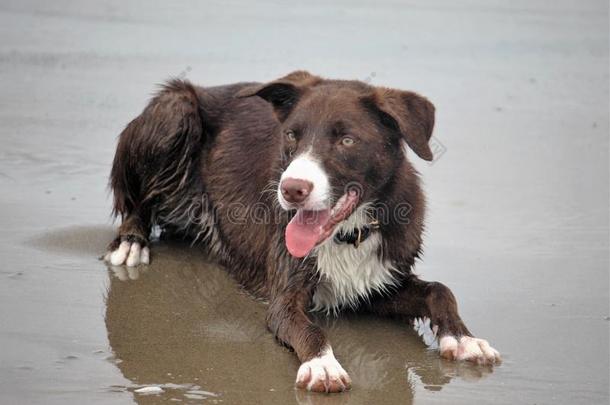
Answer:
xmin=108 ymin=71 xmax=472 ymax=366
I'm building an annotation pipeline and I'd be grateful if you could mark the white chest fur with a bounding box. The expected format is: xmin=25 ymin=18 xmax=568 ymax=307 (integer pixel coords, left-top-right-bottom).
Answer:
xmin=311 ymin=204 xmax=399 ymax=314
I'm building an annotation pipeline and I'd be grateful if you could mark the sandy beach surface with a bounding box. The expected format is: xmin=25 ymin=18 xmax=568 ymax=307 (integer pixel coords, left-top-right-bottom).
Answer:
xmin=0 ymin=1 xmax=608 ymax=404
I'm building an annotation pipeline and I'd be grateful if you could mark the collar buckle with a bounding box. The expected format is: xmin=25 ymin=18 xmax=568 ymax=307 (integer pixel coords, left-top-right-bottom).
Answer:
xmin=334 ymin=219 xmax=380 ymax=248
xmin=354 ymin=227 xmax=363 ymax=248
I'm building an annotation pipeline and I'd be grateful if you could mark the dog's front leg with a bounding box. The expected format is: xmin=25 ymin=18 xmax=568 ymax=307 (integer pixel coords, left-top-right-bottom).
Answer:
xmin=266 ymin=290 xmax=351 ymax=393
xmin=374 ymin=277 xmax=501 ymax=364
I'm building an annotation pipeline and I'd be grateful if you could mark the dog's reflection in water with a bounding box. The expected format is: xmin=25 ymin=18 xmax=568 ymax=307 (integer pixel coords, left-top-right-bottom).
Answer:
xmin=105 ymin=243 xmax=492 ymax=405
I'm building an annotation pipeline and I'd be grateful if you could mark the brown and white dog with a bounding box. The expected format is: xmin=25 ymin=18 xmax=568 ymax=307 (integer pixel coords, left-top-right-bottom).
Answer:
xmin=104 ymin=71 xmax=500 ymax=393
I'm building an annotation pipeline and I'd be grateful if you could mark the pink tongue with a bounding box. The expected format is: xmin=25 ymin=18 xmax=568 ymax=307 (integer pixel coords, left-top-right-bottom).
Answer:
xmin=285 ymin=209 xmax=330 ymax=258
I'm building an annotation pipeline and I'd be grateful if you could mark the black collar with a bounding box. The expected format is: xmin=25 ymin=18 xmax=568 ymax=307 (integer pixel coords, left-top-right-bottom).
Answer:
xmin=333 ymin=220 xmax=380 ymax=248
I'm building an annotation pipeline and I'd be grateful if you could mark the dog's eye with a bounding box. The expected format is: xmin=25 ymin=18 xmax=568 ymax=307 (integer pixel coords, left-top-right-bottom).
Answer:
xmin=341 ymin=136 xmax=355 ymax=146
xmin=285 ymin=130 xmax=296 ymax=142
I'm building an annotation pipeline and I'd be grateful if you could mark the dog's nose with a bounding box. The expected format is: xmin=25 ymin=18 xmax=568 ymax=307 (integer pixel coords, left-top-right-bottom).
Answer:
xmin=281 ymin=178 xmax=313 ymax=204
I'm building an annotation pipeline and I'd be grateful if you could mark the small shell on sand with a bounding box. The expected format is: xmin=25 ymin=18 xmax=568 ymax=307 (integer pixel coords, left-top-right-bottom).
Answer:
xmin=134 ymin=386 xmax=164 ymax=394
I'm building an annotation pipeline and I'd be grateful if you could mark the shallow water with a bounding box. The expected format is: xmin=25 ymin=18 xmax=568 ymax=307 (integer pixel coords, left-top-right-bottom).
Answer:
xmin=0 ymin=0 xmax=608 ymax=404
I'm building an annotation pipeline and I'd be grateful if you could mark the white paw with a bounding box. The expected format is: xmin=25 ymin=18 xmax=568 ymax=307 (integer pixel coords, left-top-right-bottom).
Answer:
xmin=104 ymin=241 xmax=150 ymax=267
xmin=295 ymin=346 xmax=351 ymax=393
xmin=439 ymin=335 xmax=501 ymax=365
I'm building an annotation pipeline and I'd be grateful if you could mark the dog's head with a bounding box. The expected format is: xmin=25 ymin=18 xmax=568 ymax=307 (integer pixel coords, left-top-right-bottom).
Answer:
xmin=238 ymin=71 xmax=435 ymax=258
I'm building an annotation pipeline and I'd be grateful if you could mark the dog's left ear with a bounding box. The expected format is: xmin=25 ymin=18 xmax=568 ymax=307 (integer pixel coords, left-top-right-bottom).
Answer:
xmin=236 ymin=71 xmax=322 ymax=121
xmin=363 ymin=89 xmax=435 ymax=161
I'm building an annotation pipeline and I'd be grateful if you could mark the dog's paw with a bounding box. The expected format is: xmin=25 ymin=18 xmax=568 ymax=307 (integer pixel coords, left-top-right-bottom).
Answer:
xmin=439 ymin=335 xmax=501 ymax=365
xmin=104 ymin=239 xmax=150 ymax=267
xmin=295 ymin=347 xmax=351 ymax=393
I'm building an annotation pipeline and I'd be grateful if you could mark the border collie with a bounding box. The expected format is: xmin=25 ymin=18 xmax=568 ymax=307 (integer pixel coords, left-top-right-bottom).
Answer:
xmin=104 ymin=71 xmax=500 ymax=393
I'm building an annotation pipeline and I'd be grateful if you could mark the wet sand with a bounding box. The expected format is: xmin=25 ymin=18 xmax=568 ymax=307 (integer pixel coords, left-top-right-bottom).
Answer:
xmin=0 ymin=0 xmax=608 ymax=404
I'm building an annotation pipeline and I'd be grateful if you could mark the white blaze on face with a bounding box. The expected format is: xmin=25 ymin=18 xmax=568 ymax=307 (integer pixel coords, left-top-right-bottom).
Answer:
xmin=278 ymin=152 xmax=330 ymax=210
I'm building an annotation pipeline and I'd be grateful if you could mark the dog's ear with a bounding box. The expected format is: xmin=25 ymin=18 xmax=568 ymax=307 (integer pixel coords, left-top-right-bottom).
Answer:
xmin=236 ymin=71 xmax=322 ymax=121
xmin=363 ymin=88 xmax=435 ymax=161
